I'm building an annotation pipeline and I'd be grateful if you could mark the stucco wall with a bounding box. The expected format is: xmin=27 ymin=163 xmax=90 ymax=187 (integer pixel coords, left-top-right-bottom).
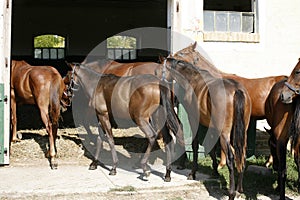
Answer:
xmin=172 ymin=0 xmax=300 ymax=78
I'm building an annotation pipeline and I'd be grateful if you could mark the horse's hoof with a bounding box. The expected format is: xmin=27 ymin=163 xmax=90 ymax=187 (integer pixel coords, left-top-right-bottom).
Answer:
xmin=237 ymin=188 xmax=244 ymax=194
xmin=109 ymin=169 xmax=116 ymax=176
xmin=89 ymin=161 xmax=98 ymax=170
xmin=144 ymin=170 xmax=151 ymax=178
xmin=235 ymin=191 xmax=241 ymax=198
xmin=51 ymin=163 xmax=58 ymax=170
xmin=228 ymin=191 xmax=236 ymax=200
xmin=164 ymin=176 xmax=171 ymax=182
xmin=11 ymin=138 xmax=21 ymax=143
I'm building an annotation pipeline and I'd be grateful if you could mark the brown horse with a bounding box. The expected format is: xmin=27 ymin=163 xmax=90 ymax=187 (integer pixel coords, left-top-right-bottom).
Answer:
xmin=11 ymin=60 xmax=65 ymax=169
xmin=63 ymin=59 xmax=167 ymax=127
xmin=270 ymin=58 xmax=300 ymax=199
xmin=171 ymin=42 xmax=287 ymax=167
xmin=172 ymin=42 xmax=287 ymax=119
xmin=67 ymin=63 xmax=184 ymax=181
xmin=62 ymin=59 xmax=163 ymax=110
xmin=162 ymin=57 xmax=251 ymax=199
xmin=81 ymin=59 xmax=161 ymax=76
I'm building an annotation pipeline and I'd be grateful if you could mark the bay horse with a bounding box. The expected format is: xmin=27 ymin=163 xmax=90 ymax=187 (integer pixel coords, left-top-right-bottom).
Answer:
xmin=11 ymin=60 xmax=65 ymax=169
xmin=67 ymin=63 xmax=184 ymax=181
xmin=171 ymin=42 xmax=287 ymax=168
xmin=269 ymin=58 xmax=300 ymax=199
xmin=62 ymin=59 xmax=163 ymax=111
xmin=80 ymin=58 xmax=161 ymax=76
xmin=63 ymin=59 xmax=167 ymax=121
xmin=162 ymin=57 xmax=251 ymax=199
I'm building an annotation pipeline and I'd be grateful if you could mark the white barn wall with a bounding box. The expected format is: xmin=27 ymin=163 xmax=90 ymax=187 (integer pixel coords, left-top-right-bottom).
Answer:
xmin=0 ymin=0 xmax=11 ymax=164
xmin=172 ymin=0 xmax=300 ymax=78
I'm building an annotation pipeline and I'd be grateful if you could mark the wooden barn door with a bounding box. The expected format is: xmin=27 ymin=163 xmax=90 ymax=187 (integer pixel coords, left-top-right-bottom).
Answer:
xmin=0 ymin=0 xmax=12 ymax=165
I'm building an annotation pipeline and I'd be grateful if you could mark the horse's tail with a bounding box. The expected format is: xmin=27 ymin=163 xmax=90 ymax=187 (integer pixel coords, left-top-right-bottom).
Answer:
xmin=160 ymin=83 xmax=185 ymax=146
xmin=232 ymin=89 xmax=247 ymax=173
xmin=49 ymin=77 xmax=63 ymax=130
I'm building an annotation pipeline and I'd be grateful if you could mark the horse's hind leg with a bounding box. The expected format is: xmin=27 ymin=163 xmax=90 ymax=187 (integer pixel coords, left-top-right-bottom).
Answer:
xmin=218 ymin=150 xmax=227 ymax=170
xmin=187 ymin=131 xmax=199 ymax=180
xmin=137 ymin=119 xmax=157 ymax=178
xmin=10 ymin=91 xmax=20 ymax=142
xmin=224 ymin=140 xmax=236 ymax=200
xmin=161 ymin=125 xmax=173 ymax=182
xmin=209 ymin=144 xmax=219 ymax=177
xmin=39 ymin=106 xmax=57 ymax=169
xmin=97 ymin=114 xmax=118 ymax=175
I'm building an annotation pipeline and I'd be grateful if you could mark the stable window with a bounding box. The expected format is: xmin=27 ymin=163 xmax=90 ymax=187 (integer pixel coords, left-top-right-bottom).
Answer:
xmin=107 ymin=36 xmax=137 ymax=60
xmin=203 ymin=0 xmax=259 ymax=42
xmin=34 ymin=34 xmax=65 ymax=59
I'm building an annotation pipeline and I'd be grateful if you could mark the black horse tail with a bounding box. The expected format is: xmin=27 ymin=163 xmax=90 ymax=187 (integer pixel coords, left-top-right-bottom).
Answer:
xmin=159 ymin=83 xmax=185 ymax=146
xmin=232 ymin=89 xmax=247 ymax=173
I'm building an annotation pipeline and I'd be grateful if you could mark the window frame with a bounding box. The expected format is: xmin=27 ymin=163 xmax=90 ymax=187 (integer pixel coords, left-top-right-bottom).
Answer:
xmin=203 ymin=0 xmax=259 ymax=43
xmin=106 ymin=35 xmax=137 ymax=61
xmin=33 ymin=34 xmax=66 ymax=60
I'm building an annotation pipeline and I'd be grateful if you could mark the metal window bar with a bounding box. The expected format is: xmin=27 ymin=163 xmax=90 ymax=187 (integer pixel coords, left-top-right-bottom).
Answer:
xmin=34 ymin=48 xmax=65 ymax=60
xmin=204 ymin=11 xmax=255 ymax=33
xmin=107 ymin=48 xmax=137 ymax=60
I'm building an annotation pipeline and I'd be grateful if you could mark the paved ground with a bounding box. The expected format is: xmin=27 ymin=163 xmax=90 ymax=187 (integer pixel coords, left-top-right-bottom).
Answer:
xmin=0 ymin=158 xmax=220 ymax=200
xmin=0 ymin=125 xmax=299 ymax=200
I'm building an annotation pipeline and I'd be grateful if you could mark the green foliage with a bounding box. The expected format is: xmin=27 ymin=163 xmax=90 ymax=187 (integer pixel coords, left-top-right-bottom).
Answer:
xmin=107 ymin=36 xmax=136 ymax=49
xmin=192 ymin=154 xmax=299 ymax=198
xmin=34 ymin=34 xmax=65 ymax=48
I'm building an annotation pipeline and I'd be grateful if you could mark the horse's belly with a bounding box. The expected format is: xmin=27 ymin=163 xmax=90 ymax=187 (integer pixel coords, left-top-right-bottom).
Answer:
xmin=15 ymin=89 xmax=35 ymax=105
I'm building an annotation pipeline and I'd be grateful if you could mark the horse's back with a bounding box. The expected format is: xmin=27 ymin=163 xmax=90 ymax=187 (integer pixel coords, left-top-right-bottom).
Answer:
xmin=85 ymin=59 xmax=160 ymax=76
xmin=11 ymin=60 xmax=64 ymax=104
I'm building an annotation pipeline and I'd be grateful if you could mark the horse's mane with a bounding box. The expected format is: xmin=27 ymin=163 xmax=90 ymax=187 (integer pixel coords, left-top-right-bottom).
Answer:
xmin=289 ymin=96 xmax=300 ymax=149
xmin=167 ymin=57 xmax=213 ymax=77
xmin=175 ymin=43 xmax=221 ymax=73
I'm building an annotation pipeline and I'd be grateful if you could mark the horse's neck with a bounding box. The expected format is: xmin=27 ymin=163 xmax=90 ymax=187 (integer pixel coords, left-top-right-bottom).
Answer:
xmin=195 ymin=55 xmax=225 ymax=78
xmin=173 ymin=67 xmax=205 ymax=95
xmin=181 ymin=66 xmax=215 ymax=86
xmin=77 ymin=67 xmax=100 ymax=99
xmin=198 ymin=57 xmax=240 ymax=79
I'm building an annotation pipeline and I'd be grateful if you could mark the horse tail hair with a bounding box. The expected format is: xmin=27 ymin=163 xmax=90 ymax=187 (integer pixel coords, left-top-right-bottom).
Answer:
xmin=160 ymin=83 xmax=185 ymax=146
xmin=232 ymin=89 xmax=247 ymax=173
